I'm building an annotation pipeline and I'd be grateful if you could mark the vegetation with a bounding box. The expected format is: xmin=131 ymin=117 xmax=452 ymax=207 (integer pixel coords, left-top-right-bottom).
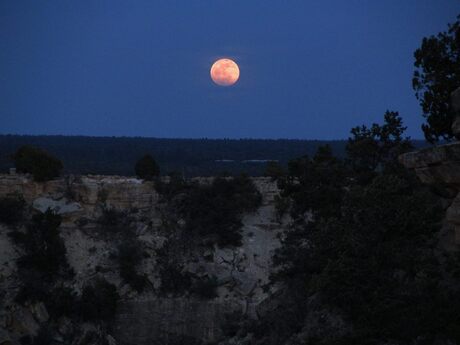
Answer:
xmin=158 ymin=263 xmax=193 ymax=296
xmin=97 ymin=206 xmax=131 ymax=234
xmin=135 ymin=154 xmax=160 ymax=180
xmin=177 ymin=175 xmax=262 ymax=247
xmin=191 ymin=275 xmax=219 ymax=299
xmin=117 ymin=240 xmax=149 ymax=292
xmin=264 ymin=112 xmax=460 ymax=344
xmin=46 ymin=285 xmax=78 ymax=319
xmin=20 ymin=326 xmax=53 ymax=345
xmin=6 ymin=210 xmax=96 ymax=329
xmin=0 ymin=193 xmax=25 ymax=226
xmin=9 ymin=210 xmax=73 ymax=285
xmin=264 ymin=160 xmax=285 ymax=180
xmin=1 ymin=135 xmax=405 ymax=177
xmin=346 ymin=111 xmax=412 ymax=184
xmin=413 ymin=15 xmax=460 ymax=142
xmin=79 ymin=278 xmax=119 ymax=322
xmin=11 ymin=145 xmax=63 ymax=181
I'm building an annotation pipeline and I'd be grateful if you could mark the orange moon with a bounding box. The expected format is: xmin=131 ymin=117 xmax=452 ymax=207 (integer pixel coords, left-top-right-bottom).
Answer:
xmin=210 ymin=58 xmax=240 ymax=86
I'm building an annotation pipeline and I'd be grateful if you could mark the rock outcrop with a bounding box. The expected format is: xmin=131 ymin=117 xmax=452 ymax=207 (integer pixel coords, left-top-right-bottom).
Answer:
xmin=0 ymin=174 xmax=286 ymax=345
xmin=400 ymin=87 xmax=460 ymax=247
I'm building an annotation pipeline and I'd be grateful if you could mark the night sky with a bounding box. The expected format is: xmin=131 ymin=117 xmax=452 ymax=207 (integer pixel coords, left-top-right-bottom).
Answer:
xmin=1 ymin=1 xmax=459 ymax=139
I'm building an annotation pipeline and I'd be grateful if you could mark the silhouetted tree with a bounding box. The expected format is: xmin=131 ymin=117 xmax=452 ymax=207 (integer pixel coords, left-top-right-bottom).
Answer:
xmin=11 ymin=145 xmax=63 ymax=181
xmin=347 ymin=111 xmax=412 ymax=184
xmin=413 ymin=15 xmax=460 ymax=142
xmin=268 ymin=112 xmax=460 ymax=344
xmin=135 ymin=154 xmax=160 ymax=180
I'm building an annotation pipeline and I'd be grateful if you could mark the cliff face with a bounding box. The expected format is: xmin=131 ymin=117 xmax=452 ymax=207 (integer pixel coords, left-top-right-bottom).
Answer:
xmin=400 ymin=87 xmax=460 ymax=248
xmin=0 ymin=174 xmax=286 ymax=345
xmin=400 ymin=143 xmax=460 ymax=247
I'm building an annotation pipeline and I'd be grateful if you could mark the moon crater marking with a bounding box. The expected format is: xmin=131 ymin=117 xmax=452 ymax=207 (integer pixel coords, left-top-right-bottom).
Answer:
xmin=210 ymin=58 xmax=240 ymax=86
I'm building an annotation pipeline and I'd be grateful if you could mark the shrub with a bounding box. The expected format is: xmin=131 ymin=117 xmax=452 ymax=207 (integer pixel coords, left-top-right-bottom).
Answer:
xmin=14 ymin=277 xmax=49 ymax=304
xmin=9 ymin=209 xmax=72 ymax=281
xmin=274 ymin=194 xmax=290 ymax=222
xmin=180 ymin=176 xmax=262 ymax=247
xmin=135 ymin=154 xmax=160 ymax=180
xmin=158 ymin=264 xmax=193 ymax=296
xmin=11 ymin=145 xmax=63 ymax=182
xmin=97 ymin=206 xmax=131 ymax=233
xmin=0 ymin=193 xmax=25 ymax=226
xmin=46 ymin=286 xmax=78 ymax=319
xmin=20 ymin=326 xmax=53 ymax=345
xmin=117 ymin=241 xmax=149 ymax=292
xmin=79 ymin=278 xmax=119 ymax=322
xmin=192 ymin=275 xmax=219 ymax=299
xmin=264 ymin=161 xmax=285 ymax=180
xmin=155 ymin=171 xmax=187 ymax=198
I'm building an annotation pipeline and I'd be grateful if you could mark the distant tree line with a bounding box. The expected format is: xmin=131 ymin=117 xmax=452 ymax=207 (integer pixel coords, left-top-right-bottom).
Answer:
xmin=0 ymin=135 xmax=429 ymax=178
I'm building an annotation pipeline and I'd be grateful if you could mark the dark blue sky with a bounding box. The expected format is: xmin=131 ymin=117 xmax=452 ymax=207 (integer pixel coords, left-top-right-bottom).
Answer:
xmin=1 ymin=1 xmax=459 ymax=139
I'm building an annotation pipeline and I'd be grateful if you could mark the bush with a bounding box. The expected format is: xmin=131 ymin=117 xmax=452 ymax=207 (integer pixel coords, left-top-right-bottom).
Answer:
xmin=12 ymin=145 xmax=63 ymax=182
xmin=155 ymin=172 xmax=187 ymax=199
xmin=9 ymin=209 xmax=72 ymax=282
xmin=20 ymin=326 xmax=53 ymax=345
xmin=192 ymin=275 xmax=219 ymax=299
xmin=264 ymin=161 xmax=285 ymax=180
xmin=46 ymin=286 xmax=78 ymax=319
xmin=180 ymin=176 xmax=262 ymax=247
xmin=14 ymin=277 xmax=49 ymax=304
xmin=135 ymin=154 xmax=160 ymax=180
xmin=97 ymin=206 xmax=131 ymax=233
xmin=158 ymin=264 xmax=193 ymax=296
xmin=0 ymin=193 xmax=25 ymax=226
xmin=274 ymin=194 xmax=290 ymax=222
xmin=79 ymin=278 xmax=119 ymax=322
xmin=117 ymin=241 xmax=149 ymax=292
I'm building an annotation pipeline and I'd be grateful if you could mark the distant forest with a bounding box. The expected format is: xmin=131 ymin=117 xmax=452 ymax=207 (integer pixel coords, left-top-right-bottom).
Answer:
xmin=0 ymin=135 xmax=428 ymax=177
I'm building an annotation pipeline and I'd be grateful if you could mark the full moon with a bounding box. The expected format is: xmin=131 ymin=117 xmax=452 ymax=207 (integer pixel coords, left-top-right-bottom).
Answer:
xmin=210 ymin=58 xmax=240 ymax=86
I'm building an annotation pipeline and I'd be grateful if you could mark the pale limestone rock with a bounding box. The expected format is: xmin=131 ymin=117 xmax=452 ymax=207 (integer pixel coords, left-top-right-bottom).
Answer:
xmin=106 ymin=334 xmax=117 ymax=345
xmin=0 ymin=174 xmax=286 ymax=344
xmin=32 ymin=197 xmax=82 ymax=215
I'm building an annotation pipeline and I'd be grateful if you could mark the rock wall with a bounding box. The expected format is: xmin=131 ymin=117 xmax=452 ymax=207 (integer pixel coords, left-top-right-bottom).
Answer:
xmin=399 ymin=143 xmax=460 ymax=247
xmin=400 ymin=87 xmax=460 ymax=248
xmin=0 ymin=174 xmax=286 ymax=345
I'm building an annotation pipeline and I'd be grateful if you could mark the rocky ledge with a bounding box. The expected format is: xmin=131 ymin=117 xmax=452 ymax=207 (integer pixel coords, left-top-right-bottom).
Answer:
xmin=400 ymin=142 xmax=460 ymax=246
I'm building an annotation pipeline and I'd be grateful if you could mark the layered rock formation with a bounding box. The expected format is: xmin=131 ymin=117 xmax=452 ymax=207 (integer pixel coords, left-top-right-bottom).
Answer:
xmin=0 ymin=174 xmax=286 ymax=345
